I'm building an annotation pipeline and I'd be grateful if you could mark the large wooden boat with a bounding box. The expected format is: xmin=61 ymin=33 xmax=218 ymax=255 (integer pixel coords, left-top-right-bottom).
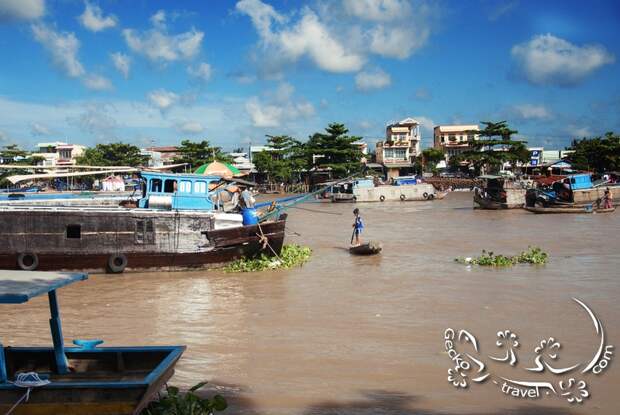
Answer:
xmin=331 ymin=177 xmax=443 ymax=202
xmin=0 ymin=172 xmax=288 ymax=273
xmin=473 ymin=175 xmax=526 ymax=209
xmin=0 ymin=271 xmax=185 ymax=415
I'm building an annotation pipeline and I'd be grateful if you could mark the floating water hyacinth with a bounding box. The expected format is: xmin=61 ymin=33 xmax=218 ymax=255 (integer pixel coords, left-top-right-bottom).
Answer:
xmin=224 ymin=244 xmax=312 ymax=272
xmin=455 ymin=246 xmax=548 ymax=266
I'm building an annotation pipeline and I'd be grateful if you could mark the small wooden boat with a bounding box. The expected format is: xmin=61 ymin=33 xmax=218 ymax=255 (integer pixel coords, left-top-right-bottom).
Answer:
xmin=596 ymin=207 xmax=616 ymax=213
xmin=0 ymin=271 xmax=185 ymax=415
xmin=524 ymin=206 xmax=594 ymax=214
xmin=349 ymin=241 xmax=382 ymax=255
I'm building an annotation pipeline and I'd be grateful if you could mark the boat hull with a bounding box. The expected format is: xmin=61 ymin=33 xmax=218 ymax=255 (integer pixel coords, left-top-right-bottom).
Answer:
xmin=0 ymin=207 xmax=286 ymax=273
xmin=524 ymin=206 xmax=593 ymax=214
xmin=0 ymin=346 xmax=184 ymax=415
xmin=349 ymin=241 xmax=382 ymax=256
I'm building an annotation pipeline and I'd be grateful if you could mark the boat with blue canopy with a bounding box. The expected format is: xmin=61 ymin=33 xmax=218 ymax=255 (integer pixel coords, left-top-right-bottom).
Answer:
xmin=0 ymin=270 xmax=185 ymax=414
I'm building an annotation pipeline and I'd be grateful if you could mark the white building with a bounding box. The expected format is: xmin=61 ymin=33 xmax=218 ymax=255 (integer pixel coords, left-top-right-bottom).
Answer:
xmin=433 ymin=125 xmax=480 ymax=161
xmin=33 ymin=142 xmax=86 ymax=167
xmin=376 ymin=118 xmax=422 ymax=178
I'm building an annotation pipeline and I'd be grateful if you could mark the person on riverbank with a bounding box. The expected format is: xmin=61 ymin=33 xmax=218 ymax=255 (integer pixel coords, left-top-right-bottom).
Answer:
xmin=352 ymin=208 xmax=364 ymax=246
xmin=603 ymin=188 xmax=613 ymax=209
xmin=241 ymin=187 xmax=256 ymax=209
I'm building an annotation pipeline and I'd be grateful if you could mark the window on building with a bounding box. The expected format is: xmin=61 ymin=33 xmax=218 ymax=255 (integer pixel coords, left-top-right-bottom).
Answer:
xmin=449 ymin=135 xmax=456 ymax=142
xmin=66 ymin=224 xmax=81 ymax=239
xmin=467 ymin=135 xmax=474 ymax=141
xmin=164 ymin=179 xmax=177 ymax=193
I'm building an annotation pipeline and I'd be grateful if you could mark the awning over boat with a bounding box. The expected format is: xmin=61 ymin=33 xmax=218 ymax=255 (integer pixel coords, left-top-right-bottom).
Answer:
xmin=0 ymin=271 xmax=88 ymax=304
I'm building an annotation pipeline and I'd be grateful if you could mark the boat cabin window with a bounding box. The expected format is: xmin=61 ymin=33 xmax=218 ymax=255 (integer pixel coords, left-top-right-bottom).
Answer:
xmin=66 ymin=224 xmax=81 ymax=239
xmin=164 ymin=179 xmax=177 ymax=193
xmin=150 ymin=179 xmax=162 ymax=193
xmin=179 ymin=180 xmax=192 ymax=193
xmin=194 ymin=180 xmax=207 ymax=194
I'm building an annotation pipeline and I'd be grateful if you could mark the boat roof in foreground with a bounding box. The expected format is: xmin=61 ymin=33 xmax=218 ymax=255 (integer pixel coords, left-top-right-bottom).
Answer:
xmin=0 ymin=271 xmax=87 ymax=304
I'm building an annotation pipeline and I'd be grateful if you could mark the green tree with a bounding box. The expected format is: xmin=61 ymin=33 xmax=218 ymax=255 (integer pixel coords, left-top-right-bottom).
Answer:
xmin=173 ymin=139 xmax=231 ymax=169
xmin=253 ymin=135 xmax=305 ymax=183
xmin=565 ymin=132 xmax=620 ymax=173
xmin=77 ymin=143 xmax=147 ymax=166
xmin=304 ymin=123 xmax=363 ymax=178
xmin=421 ymin=147 xmax=445 ymax=171
xmin=452 ymin=121 xmax=529 ymax=174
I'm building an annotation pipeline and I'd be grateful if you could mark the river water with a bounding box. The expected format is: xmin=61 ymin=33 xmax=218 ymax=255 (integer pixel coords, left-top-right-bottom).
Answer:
xmin=2 ymin=192 xmax=619 ymax=414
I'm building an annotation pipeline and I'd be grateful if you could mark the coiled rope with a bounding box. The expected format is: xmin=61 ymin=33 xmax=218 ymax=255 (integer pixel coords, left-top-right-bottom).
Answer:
xmin=4 ymin=372 xmax=50 ymax=415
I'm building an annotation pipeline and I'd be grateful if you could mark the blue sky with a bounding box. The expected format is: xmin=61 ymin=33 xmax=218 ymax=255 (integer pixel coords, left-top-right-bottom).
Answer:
xmin=0 ymin=0 xmax=618 ymax=151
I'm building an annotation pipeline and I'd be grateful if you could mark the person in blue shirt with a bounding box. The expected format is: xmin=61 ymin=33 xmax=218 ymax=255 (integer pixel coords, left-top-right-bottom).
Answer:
xmin=352 ymin=208 xmax=364 ymax=246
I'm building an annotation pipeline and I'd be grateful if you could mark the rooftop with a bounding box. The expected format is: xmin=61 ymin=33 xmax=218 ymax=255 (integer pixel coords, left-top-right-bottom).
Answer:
xmin=434 ymin=125 xmax=479 ymax=132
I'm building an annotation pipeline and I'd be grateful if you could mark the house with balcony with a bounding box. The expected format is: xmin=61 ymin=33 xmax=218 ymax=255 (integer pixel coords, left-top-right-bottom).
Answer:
xmin=433 ymin=125 xmax=480 ymax=161
xmin=33 ymin=142 xmax=86 ymax=167
xmin=376 ymin=118 xmax=422 ymax=178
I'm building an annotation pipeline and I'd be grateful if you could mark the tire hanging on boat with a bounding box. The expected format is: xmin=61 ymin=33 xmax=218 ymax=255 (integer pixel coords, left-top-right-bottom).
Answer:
xmin=428 ymin=194 xmax=435 ymax=200
xmin=17 ymin=252 xmax=39 ymax=271
xmin=107 ymin=253 xmax=128 ymax=273
xmin=400 ymin=194 xmax=406 ymax=201
xmin=423 ymin=192 xmax=429 ymax=199
xmin=379 ymin=195 xmax=385 ymax=202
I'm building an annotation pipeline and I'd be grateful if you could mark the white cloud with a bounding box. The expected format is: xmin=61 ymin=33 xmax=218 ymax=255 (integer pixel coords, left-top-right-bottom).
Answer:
xmin=414 ymin=87 xmax=431 ymax=101
xmin=245 ymin=83 xmax=315 ymax=127
xmin=355 ymin=69 xmax=391 ymax=91
xmin=176 ymin=121 xmax=204 ymax=134
xmin=31 ymin=23 xmax=84 ymax=78
xmin=110 ymin=52 xmax=130 ymax=78
xmin=511 ymin=34 xmax=615 ymax=86
xmin=368 ymin=25 xmax=428 ymax=59
xmin=147 ymin=89 xmax=179 ymax=111
xmin=487 ymin=0 xmax=518 ymax=22
xmin=237 ymin=0 xmax=364 ymax=73
xmin=187 ymin=62 xmax=212 ymax=82
xmin=82 ymin=74 xmax=113 ymax=91
xmin=413 ymin=115 xmax=435 ymax=132
xmin=78 ymin=1 xmax=117 ymax=32
xmin=31 ymin=122 xmax=52 ymax=136
xmin=512 ymin=104 xmax=552 ymax=120
xmin=123 ymin=10 xmax=203 ymax=63
xmin=0 ymin=0 xmax=44 ymax=22
xmin=343 ymin=0 xmax=411 ymax=22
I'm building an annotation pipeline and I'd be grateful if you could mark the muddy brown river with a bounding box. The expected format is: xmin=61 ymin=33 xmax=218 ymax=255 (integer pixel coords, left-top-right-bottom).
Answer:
xmin=2 ymin=192 xmax=619 ymax=414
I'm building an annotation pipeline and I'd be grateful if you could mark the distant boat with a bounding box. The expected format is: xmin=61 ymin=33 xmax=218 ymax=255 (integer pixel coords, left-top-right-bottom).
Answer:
xmin=524 ymin=205 xmax=594 ymax=214
xmin=349 ymin=241 xmax=382 ymax=255
xmin=473 ymin=175 xmax=525 ymax=209
xmin=330 ymin=177 xmax=444 ymax=203
xmin=0 ymin=270 xmax=185 ymax=415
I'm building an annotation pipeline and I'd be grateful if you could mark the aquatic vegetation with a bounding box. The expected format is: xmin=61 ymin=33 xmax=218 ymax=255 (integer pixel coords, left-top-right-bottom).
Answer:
xmin=224 ymin=244 xmax=312 ymax=272
xmin=455 ymin=246 xmax=548 ymax=266
xmin=141 ymin=382 xmax=227 ymax=415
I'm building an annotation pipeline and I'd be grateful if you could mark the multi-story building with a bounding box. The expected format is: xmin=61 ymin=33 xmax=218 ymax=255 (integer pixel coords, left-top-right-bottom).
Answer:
xmin=433 ymin=125 xmax=480 ymax=161
xmin=33 ymin=142 xmax=86 ymax=167
xmin=142 ymin=146 xmax=179 ymax=167
xmin=376 ymin=118 xmax=422 ymax=178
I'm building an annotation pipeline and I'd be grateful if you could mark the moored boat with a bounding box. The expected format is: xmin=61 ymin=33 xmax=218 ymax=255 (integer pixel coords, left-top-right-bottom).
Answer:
xmin=0 ymin=270 xmax=185 ymax=415
xmin=524 ymin=205 xmax=594 ymax=214
xmin=0 ymin=171 xmax=290 ymax=273
xmin=331 ymin=177 xmax=443 ymax=203
xmin=473 ymin=175 xmax=526 ymax=209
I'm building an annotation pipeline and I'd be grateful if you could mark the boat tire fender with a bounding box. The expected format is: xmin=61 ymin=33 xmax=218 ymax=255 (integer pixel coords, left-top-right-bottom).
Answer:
xmin=17 ymin=252 xmax=39 ymax=271
xmin=352 ymin=196 xmax=357 ymax=202
xmin=108 ymin=254 xmax=128 ymax=273
xmin=400 ymin=194 xmax=406 ymax=201
xmin=423 ymin=192 xmax=429 ymax=199
xmin=379 ymin=195 xmax=385 ymax=202
xmin=428 ymin=194 xmax=435 ymax=200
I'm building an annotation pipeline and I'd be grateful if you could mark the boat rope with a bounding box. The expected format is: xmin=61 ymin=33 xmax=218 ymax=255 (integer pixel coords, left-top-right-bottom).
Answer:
xmin=256 ymin=221 xmax=282 ymax=262
xmin=4 ymin=372 xmax=50 ymax=415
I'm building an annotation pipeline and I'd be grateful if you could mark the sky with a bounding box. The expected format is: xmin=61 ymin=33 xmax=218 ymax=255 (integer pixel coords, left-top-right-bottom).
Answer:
xmin=0 ymin=0 xmax=619 ymax=151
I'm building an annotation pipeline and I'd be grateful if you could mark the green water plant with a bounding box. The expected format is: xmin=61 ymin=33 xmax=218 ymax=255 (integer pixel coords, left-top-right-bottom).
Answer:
xmin=224 ymin=244 xmax=312 ymax=272
xmin=141 ymin=382 xmax=227 ymax=415
xmin=455 ymin=246 xmax=548 ymax=266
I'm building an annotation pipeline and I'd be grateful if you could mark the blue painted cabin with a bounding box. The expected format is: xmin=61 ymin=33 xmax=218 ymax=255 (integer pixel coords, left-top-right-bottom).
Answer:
xmin=138 ymin=171 xmax=222 ymax=210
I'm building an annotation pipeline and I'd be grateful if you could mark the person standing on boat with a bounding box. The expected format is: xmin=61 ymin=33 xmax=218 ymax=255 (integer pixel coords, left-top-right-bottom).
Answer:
xmin=352 ymin=208 xmax=364 ymax=246
xmin=241 ymin=186 xmax=256 ymax=209
xmin=603 ymin=188 xmax=613 ymax=209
